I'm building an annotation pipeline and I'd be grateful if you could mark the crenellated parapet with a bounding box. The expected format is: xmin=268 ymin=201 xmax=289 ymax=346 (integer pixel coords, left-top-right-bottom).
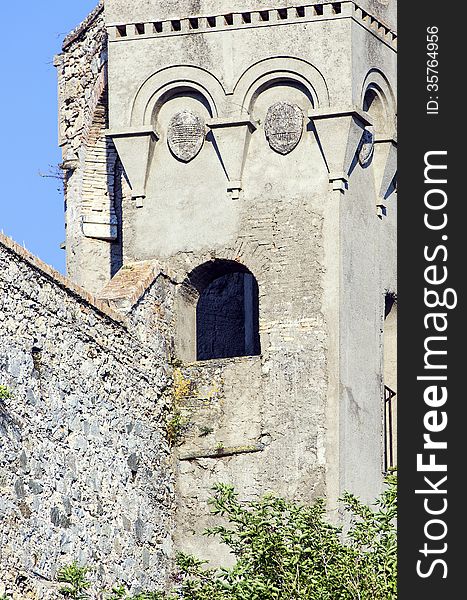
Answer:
xmin=106 ymin=2 xmax=397 ymax=50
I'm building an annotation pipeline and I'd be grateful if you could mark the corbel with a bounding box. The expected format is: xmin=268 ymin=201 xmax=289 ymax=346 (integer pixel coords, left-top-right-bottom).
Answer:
xmin=107 ymin=126 xmax=159 ymax=207
xmin=309 ymin=107 xmax=371 ymax=194
xmin=207 ymin=117 xmax=257 ymax=199
xmin=373 ymin=135 xmax=397 ymax=217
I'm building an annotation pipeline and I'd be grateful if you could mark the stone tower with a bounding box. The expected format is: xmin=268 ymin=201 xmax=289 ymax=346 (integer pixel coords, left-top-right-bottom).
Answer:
xmin=57 ymin=0 xmax=397 ymax=561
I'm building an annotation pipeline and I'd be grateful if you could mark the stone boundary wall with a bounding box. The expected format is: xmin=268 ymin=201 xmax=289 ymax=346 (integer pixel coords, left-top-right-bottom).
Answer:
xmin=0 ymin=235 xmax=174 ymax=598
xmin=0 ymin=234 xmax=121 ymax=323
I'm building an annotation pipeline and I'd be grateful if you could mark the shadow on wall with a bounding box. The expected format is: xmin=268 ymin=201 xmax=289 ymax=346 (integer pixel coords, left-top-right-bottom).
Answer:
xmin=383 ymin=292 xmax=397 ymax=471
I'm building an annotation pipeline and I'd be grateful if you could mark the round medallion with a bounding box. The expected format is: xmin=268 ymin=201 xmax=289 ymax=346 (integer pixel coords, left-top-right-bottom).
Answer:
xmin=167 ymin=110 xmax=205 ymax=162
xmin=358 ymin=128 xmax=375 ymax=167
xmin=264 ymin=102 xmax=304 ymax=155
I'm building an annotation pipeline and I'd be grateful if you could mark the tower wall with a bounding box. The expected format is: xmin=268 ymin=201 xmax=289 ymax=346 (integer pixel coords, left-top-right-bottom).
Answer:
xmin=100 ymin=0 xmax=397 ymax=561
xmin=57 ymin=0 xmax=397 ymax=565
xmin=106 ymin=0 xmax=396 ymax=30
xmin=56 ymin=2 xmax=122 ymax=295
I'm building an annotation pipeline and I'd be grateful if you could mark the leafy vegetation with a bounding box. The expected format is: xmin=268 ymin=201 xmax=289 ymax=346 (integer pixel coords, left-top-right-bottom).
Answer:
xmin=165 ymin=409 xmax=189 ymax=446
xmin=56 ymin=562 xmax=92 ymax=599
xmin=55 ymin=472 xmax=395 ymax=599
xmin=107 ymin=587 xmax=164 ymax=600
xmin=0 ymin=385 xmax=13 ymax=400
xmin=165 ymin=368 xmax=196 ymax=446
xmin=157 ymin=471 xmax=397 ymax=600
xmin=1 ymin=475 xmax=395 ymax=599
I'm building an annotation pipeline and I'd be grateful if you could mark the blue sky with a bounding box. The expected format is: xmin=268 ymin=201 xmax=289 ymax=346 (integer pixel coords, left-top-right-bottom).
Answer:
xmin=0 ymin=1 xmax=99 ymax=273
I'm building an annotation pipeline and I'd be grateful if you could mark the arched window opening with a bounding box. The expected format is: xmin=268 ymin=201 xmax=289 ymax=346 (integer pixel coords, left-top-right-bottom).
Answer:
xmin=193 ymin=262 xmax=260 ymax=361
xmin=383 ymin=293 xmax=397 ymax=471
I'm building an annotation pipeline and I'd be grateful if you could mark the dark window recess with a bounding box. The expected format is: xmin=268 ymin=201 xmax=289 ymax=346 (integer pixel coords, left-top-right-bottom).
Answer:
xmin=259 ymin=10 xmax=270 ymax=22
xmin=315 ymin=5 xmax=324 ymax=16
xmin=385 ymin=293 xmax=397 ymax=319
xmin=383 ymin=293 xmax=397 ymax=472
xmin=224 ymin=14 xmax=234 ymax=26
xmin=171 ymin=20 xmax=181 ymax=31
xmin=135 ymin=23 xmax=145 ymax=35
xmin=207 ymin=16 xmax=216 ymax=28
xmin=332 ymin=3 xmax=342 ymax=14
xmin=189 ymin=18 xmax=199 ymax=29
xmin=296 ymin=7 xmax=306 ymax=18
xmin=242 ymin=12 xmax=252 ymax=24
xmin=277 ymin=8 xmax=288 ymax=20
xmin=153 ymin=22 xmax=163 ymax=33
xmin=116 ymin=25 xmax=127 ymax=38
xmin=197 ymin=272 xmax=261 ymax=361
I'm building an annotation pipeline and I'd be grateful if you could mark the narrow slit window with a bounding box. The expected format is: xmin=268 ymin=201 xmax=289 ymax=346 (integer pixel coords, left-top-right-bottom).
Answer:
xmin=116 ymin=25 xmax=127 ymax=38
xmin=383 ymin=294 xmax=397 ymax=472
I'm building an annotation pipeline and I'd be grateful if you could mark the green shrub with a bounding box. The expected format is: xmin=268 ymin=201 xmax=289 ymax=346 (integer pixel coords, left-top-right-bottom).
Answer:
xmin=56 ymin=562 xmax=92 ymax=599
xmin=54 ymin=473 xmax=397 ymax=599
xmin=160 ymin=471 xmax=397 ymax=600
xmin=0 ymin=385 xmax=12 ymax=400
xmin=107 ymin=586 xmax=165 ymax=599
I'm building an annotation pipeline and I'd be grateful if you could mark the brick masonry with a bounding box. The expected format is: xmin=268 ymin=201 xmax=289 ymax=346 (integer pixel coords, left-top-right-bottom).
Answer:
xmin=55 ymin=1 xmax=121 ymax=294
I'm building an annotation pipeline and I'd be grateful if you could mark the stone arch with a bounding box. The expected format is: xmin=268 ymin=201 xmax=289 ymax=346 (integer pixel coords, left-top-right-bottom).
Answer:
xmin=232 ymin=56 xmax=330 ymax=114
xmin=129 ymin=65 xmax=227 ymax=127
xmin=360 ymin=69 xmax=396 ymax=137
xmin=169 ymin=241 xmax=271 ymax=295
xmin=175 ymin=259 xmax=262 ymax=362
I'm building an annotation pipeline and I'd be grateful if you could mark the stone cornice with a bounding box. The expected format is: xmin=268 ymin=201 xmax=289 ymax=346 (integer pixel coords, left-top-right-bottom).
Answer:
xmin=107 ymin=2 xmax=397 ymax=51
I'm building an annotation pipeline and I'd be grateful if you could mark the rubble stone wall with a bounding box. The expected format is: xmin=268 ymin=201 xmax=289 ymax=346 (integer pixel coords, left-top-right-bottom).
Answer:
xmin=0 ymin=234 xmax=174 ymax=598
